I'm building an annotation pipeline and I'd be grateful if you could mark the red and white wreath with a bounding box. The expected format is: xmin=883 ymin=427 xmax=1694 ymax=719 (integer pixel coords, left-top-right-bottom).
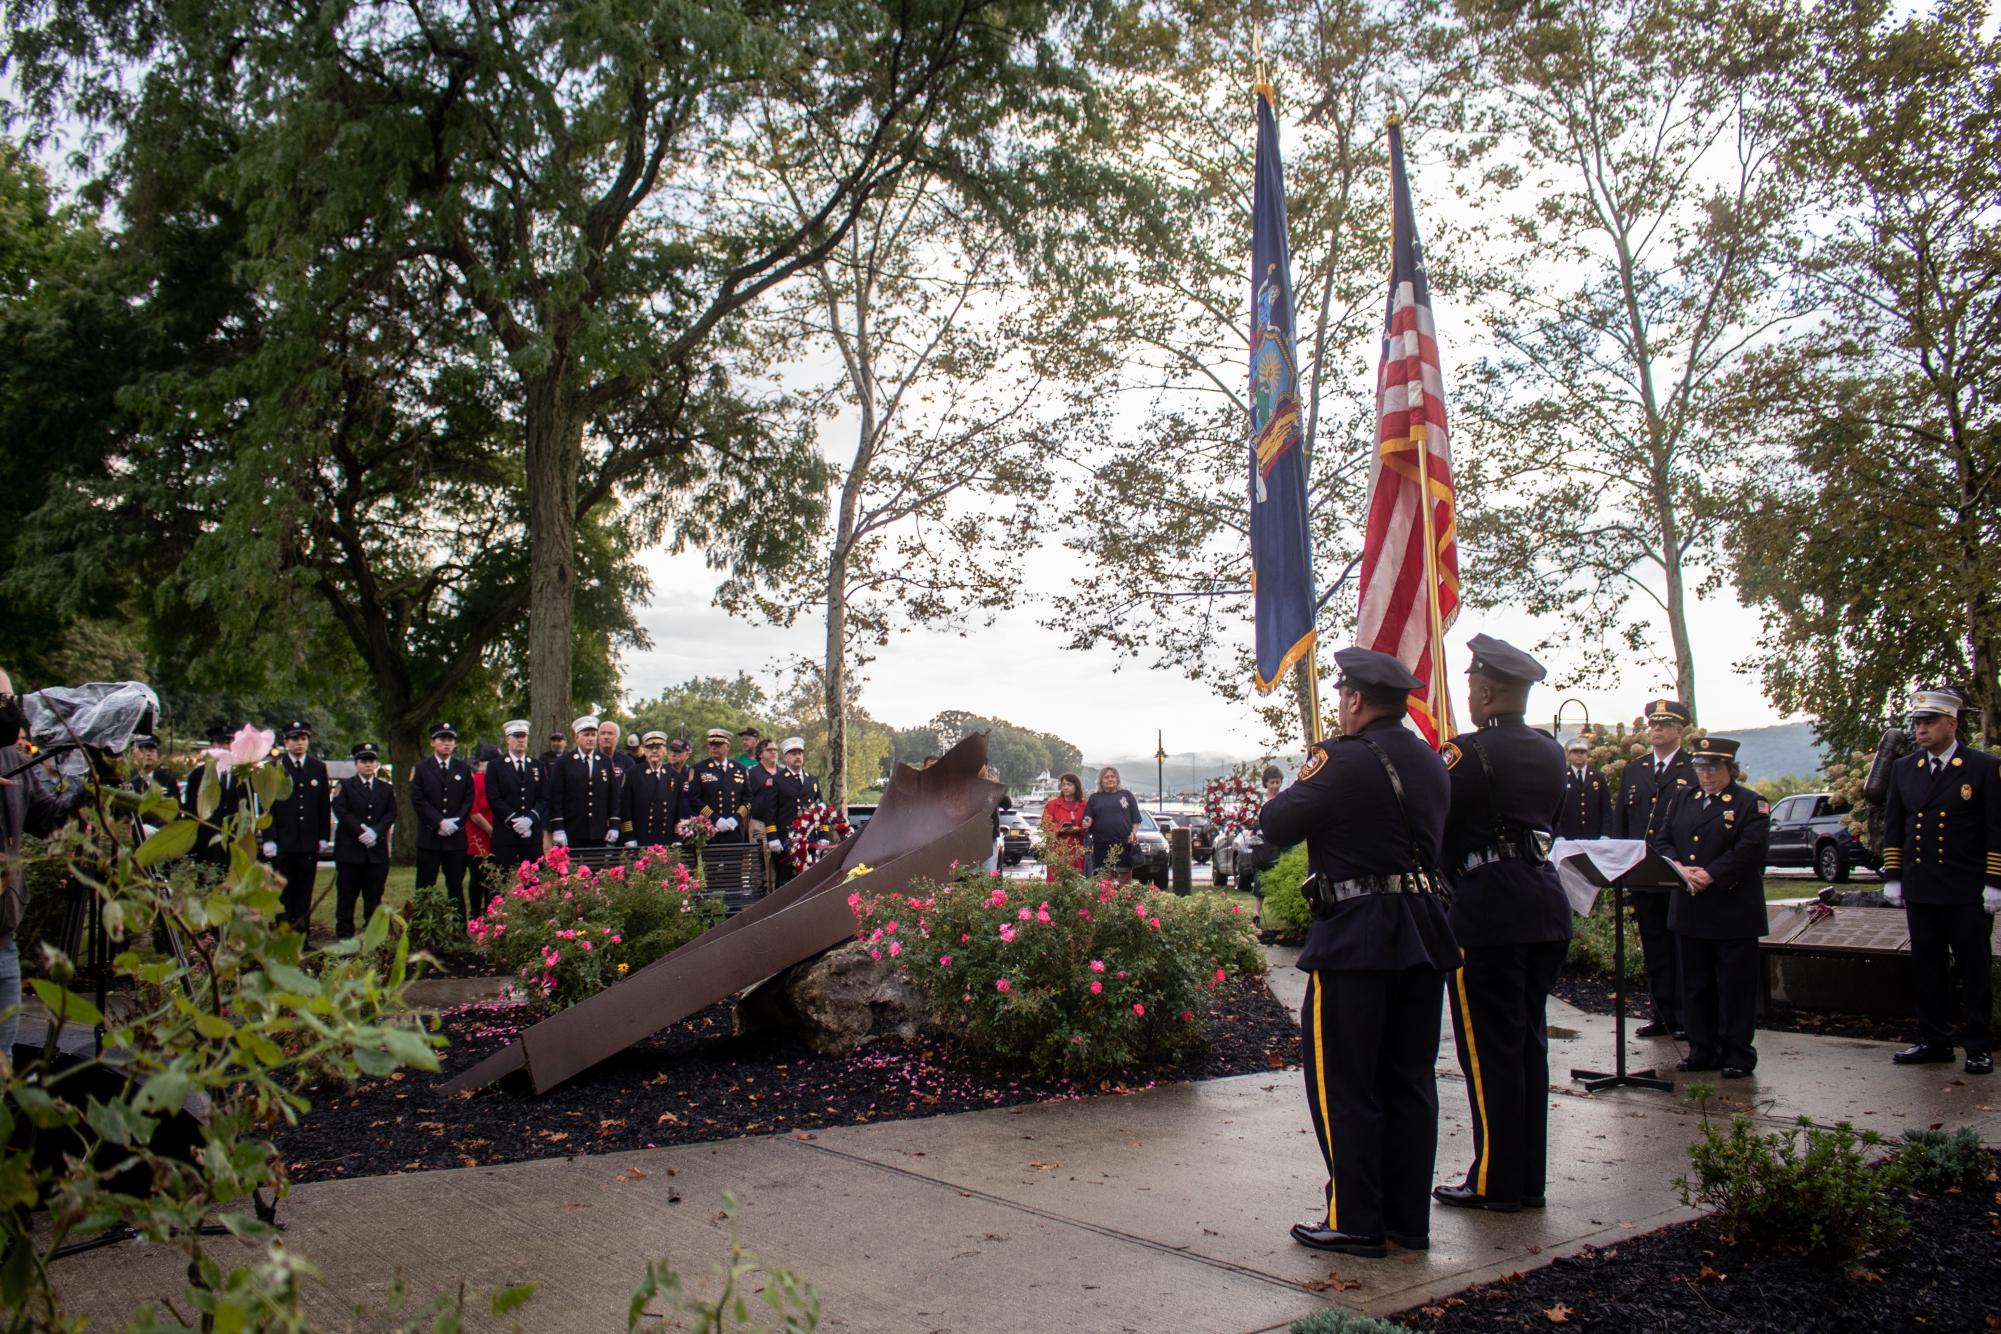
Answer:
xmin=1202 ymin=776 xmax=1263 ymax=842
xmin=787 ymin=802 xmax=853 ymax=870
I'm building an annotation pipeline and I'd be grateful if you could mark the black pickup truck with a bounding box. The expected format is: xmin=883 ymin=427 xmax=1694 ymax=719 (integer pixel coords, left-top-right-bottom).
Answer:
xmin=1762 ymin=792 xmax=1879 ymax=883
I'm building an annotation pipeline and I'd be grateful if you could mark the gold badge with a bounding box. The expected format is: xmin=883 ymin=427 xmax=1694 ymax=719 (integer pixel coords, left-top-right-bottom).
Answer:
xmin=1721 ymin=793 xmax=1732 ymax=803
xmin=1963 ymin=784 xmax=1974 ymax=801
xmin=1952 ymin=756 xmax=1964 ymax=767
xmin=1441 ymin=742 xmax=1462 ymax=770
xmin=1298 ymin=748 xmax=1327 ymax=781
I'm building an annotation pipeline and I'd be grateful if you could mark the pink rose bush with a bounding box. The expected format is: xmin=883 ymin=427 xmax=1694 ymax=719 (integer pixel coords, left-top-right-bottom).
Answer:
xmin=465 ymin=846 xmax=721 ymax=1010
xmin=850 ymin=862 xmax=1264 ymax=1076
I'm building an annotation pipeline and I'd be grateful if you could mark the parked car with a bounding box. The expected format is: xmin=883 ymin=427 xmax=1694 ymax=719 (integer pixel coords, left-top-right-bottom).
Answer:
xmin=1129 ymin=809 xmax=1172 ymax=886
xmin=998 ymin=808 xmax=1033 ymax=865
xmin=1158 ymin=812 xmax=1214 ymax=863
xmin=845 ymin=804 xmax=876 ymax=836
xmin=1212 ymin=828 xmax=1243 ymax=887
xmin=1762 ymin=792 xmax=1878 ymax=883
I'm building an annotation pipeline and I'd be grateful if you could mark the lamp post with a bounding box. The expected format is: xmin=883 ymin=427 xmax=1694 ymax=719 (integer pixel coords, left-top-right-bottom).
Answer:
xmin=1155 ymin=730 xmax=1168 ymax=811
xmin=1552 ymin=698 xmax=1591 ymax=744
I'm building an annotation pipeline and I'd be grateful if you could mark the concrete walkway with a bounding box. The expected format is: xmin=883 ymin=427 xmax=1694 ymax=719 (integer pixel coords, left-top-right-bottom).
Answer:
xmin=49 ymin=951 xmax=2000 ymax=1332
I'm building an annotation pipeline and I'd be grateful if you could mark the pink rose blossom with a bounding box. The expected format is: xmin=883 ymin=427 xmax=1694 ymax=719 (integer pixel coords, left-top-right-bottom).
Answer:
xmin=869 ymin=948 xmax=882 ymax=961
xmin=1090 ymin=980 xmax=1103 ymax=995
xmin=1149 ymin=917 xmax=1161 ymax=929
xmin=996 ymin=978 xmax=1012 ymax=994
xmin=999 ymin=925 xmax=1017 ymax=943
xmin=1132 ymin=1002 xmax=1146 ymax=1016
xmin=1215 ymin=968 xmax=1227 ymax=982
xmin=1135 ymin=903 xmax=1148 ymax=918
xmin=939 ymin=955 xmax=953 ymax=967
xmin=1017 ymin=907 xmax=1032 ymax=921
xmin=205 ymin=723 xmax=276 ymax=771
xmin=885 ymin=920 xmax=899 ymax=934
xmin=888 ymin=942 xmax=902 ymax=957
xmin=1089 ymin=960 xmax=1106 ymax=973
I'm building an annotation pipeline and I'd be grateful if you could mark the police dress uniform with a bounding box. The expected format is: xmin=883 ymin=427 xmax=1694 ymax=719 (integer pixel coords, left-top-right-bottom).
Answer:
xmin=620 ymin=744 xmax=686 ymax=849
xmin=1880 ymin=691 xmax=2001 ymax=1068
xmin=267 ymin=722 xmax=333 ymax=931
xmin=1435 ymin=637 xmax=1574 ymax=1212
xmin=1261 ymin=649 xmax=1460 ymax=1256
xmin=331 ymin=745 xmax=397 ymax=939
xmin=127 ymin=740 xmax=181 ymax=814
xmin=411 ymin=724 xmax=477 ymax=920
xmin=1650 ymin=739 xmax=1769 ymax=1074
xmin=1612 ymin=701 xmax=1697 ymax=1036
xmin=485 ymin=724 xmax=548 ymax=872
xmin=692 ymin=735 xmax=752 ymax=844
xmin=1557 ymin=754 xmax=1609 ymax=839
xmin=549 ymin=716 xmax=621 ymax=850
xmin=184 ymin=726 xmax=253 ymax=868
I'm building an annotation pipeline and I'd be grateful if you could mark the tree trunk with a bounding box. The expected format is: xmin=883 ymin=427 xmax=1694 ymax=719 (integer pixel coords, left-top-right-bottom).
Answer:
xmin=824 ymin=550 xmax=849 ymax=813
xmin=1952 ymin=441 xmax=1997 ymax=740
xmin=1654 ymin=478 xmax=1698 ymax=720
xmin=526 ymin=384 xmax=582 ymax=747
xmin=386 ymin=731 xmax=423 ymax=865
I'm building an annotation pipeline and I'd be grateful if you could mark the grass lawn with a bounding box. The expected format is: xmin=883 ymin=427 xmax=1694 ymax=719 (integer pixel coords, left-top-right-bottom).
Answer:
xmin=294 ymin=863 xmax=519 ymax=934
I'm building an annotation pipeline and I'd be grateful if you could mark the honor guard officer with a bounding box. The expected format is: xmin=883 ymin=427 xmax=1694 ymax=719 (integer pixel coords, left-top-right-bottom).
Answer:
xmin=330 ymin=742 xmax=396 ymax=940
xmin=486 ymin=720 xmax=547 ymax=872
xmin=128 ymin=735 xmax=180 ymax=808
xmin=1881 ymin=687 xmax=2001 ymax=1075
xmin=549 ymin=715 xmax=620 ymax=850
xmin=264 ymin=720 xmax=333 ymax=932
xmin=411 ymin=723 xmax=476 ymax=921
xmin=186 ymin=723 xmax=252 ymax=867
xmin=1260 ymin=648 xmax=1461 ymax=1259
xmin=767 ymin=738 xmax=822 ymax=886
xmin=1613 ymin=699 xmax=1697 ymax=1039
xmin=694 ymin=728 xmax=752 ymax=843
xmin=1558 ymin=736 xmax=1609 ymax=839
xmin=1651 ymin=737 xmax=1769 ymax=1078
xmin=662 ymin=738 xmax=696 ymax=842
xmin=1433 ymin=636 xmax=1573 ymax=1214
xmin=620 ymin=732 xmax=684 ymax=847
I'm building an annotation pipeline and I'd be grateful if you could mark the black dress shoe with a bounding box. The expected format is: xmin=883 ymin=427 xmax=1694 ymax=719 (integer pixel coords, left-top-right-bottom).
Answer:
xmin=1432 ymin=1183 xmax=1521 ymax=1213
xmin=1634 ymin=1022 xmax=1671 ymax=1038
xmin=1672 ymin=1029 xmax=1687 ymax=1040
xmin=1720 ymin=1066 xmax=1754 ymax=1079
xmin=1892 ymin=1043 xmax=1956 ymax=1065
xmin=1966 ymin=1053 xmax=1993 ymax=1075
xmin=1521 ymin=1195 xmax=1546 ymax=1209
xmin=1289 ymin=1222 xmax=1387 ymax=1256
xmin=1677 ymin=1057 xmax=1721 ymax=1073
xmin=1386 ymin=1230 xmax=1429 ymax=1250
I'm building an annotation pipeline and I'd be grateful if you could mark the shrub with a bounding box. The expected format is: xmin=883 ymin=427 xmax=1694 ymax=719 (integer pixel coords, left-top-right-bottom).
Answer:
xmin=1566 ymin=898 xmax=1646 ymax=981
xmin=1896 ymin=1126 xmax=1992 ymax=1193
xmin=1675 ymin=1087 xmax=1904 ymax=1264
xmin=1257 ymin=844 xmax=1313 ymax=938
xmin=465 ymin=846 xmax=722 ymax=1010
xmin=851 ymin=862 xmax=1264 ymax=1077
xmin=406 ymin=881 xmax=466 ymax=958
xmin=1289 ymin=1312 xmax=1415 ymax=1334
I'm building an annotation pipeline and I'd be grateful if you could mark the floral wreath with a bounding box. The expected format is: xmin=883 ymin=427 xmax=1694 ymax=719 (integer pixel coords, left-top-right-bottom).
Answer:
xmin=676 ymin=814 xmax=717 ymax=843
xmin=787 ymin=802 xmax=853 ymax=870
xmin=1202 ymin=775 xmax=1262 ymax=842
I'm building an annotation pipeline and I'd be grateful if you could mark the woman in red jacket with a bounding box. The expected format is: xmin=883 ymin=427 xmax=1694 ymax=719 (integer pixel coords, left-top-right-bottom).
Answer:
xmin=1040 ymin=772 xmax=1088 ymax=881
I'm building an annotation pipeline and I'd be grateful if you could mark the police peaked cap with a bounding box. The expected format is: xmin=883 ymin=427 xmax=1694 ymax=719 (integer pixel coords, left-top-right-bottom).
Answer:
xmin=351 ymin=742 xmax=380 ymax=760
xmin=1465 ymin=634 xmax=1546 ymax=684
xmin=1644 ymin=699 xmax=1692 ymax=726
xmin=282 ymin=719 xmax=312 ymax=738
xmin=1332 ymin=647 xmax=1422 ymax=692
xmin=430 ymin=722 xmax=458 ymax=739
xmin=133 ymin=734 xmax=161 ymax=749
xmin=1689 ymin=736 xmax=1740 ymax=764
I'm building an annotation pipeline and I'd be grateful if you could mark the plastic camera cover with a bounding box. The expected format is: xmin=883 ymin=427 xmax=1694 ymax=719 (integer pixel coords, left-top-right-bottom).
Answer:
xmin=22 ymin=681 xmax=161 ymax=779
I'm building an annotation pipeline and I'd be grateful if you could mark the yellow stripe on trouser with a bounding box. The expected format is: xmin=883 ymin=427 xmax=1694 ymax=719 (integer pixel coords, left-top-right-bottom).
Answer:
xmin=1453 ymin=964 xmax=1492 ymax=1195
xmin=1310 ymin=976 xmax=1337 ymax=1229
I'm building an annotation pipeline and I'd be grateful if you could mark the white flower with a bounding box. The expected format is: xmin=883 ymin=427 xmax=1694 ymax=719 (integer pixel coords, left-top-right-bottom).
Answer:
xmin=207 ymin=724 xmax=276 ymax=771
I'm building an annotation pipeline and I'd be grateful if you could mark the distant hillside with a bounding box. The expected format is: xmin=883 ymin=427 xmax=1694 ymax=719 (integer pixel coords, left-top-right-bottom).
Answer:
xmin=1731 ymin=722 xmax=1826 ymax=782
xmin=1082 ymin=751 xmax=1275 ymax=795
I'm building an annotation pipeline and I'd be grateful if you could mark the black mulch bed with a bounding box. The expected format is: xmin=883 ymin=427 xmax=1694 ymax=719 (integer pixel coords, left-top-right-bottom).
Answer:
xmin=1551 ymin=969 xmax=1914 ymax=1044
xmin=275 ymin=983 xmax=1303 ymax=1182
xmin=1396 ymin=1158 xmax=2001 ymax=1332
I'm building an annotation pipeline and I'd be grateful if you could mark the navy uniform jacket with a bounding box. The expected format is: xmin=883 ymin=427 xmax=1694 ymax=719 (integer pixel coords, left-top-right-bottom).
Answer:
xmin=410 ymin=755 xmax=476 ymax=852
xmin=130 ymin=766 xmax=181 ymax=807
xmin=1440 ymin=717 xmax=1573 ymax=948
xmin=1558 ymin=765 xmax=1609 ymax=839
xmin=549 ymin=751 xmax=619 ymax=838
xmin=267 ymin=754 xmax=333 ymax=854
xmin=1614 ymin=748 xmax=1696 ymax=842
xmin=184 ymin=766 xmax=253 ymax=866
xmin=1650 ymin=782 xmax=1770 ymax=939
xmin=484 ymin=753 xmax=547 ymax=854
xmin=745 ymin=764 xmax=781 ymax=824
xmin=691 ymin=758 xmax=751 ymax=825
xmin=620 ymin=765 xmax=685 ymax=847
xmin=773 ymin=769 xmax=822 ymax=834
xmin=1258 ymin=717 xmax=1460 ymax=974
xmin=1880 ymin=744 xmax=2001 ymax=906
xmin=331 ymin=773 xmax=397 ymax=866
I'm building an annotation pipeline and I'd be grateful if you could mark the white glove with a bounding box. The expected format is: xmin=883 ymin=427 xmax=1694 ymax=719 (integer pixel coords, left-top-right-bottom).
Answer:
xmin=438 ymin=817 xmax=461 ymax=836
xmin=1882 ymin=880 xmax=1903 ymax=907
xmin=510 ymin=816 xmax=533 ymax=838
xmin=358 ymin=827 xmax=378 ymax=848
xmin=606 ymin=825 xmax=621 ymax=843
xmin=1985 ymin=887 xmax=2001 ymax=915
xmin=318 ymin=839 xmax=334 ymax=854
xmin=767 ymin=837 xmax=784 ymax=851
xmin=261 ymin=840 xmax=278 ymax=858
xmin=715 ymin=817 xmax=738 ymax=832
xmin=552 ymin=830 xmax=569 ymax=847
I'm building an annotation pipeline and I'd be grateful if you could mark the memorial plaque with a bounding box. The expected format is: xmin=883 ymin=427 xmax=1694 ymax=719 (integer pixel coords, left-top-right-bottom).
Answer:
xmin=1781 ymin=907 xmax=1910 ymax=954
xmin=1759 ymin=905 xmax=1816 ymax=949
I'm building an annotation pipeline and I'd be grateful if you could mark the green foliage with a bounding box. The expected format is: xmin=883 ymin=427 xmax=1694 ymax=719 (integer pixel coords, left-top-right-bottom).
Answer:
xmin=628 ymin=1192 xmax=820 ymax=1332
xmin=1257 ymin=844 xmax=1314 ymax=939
xmin=1566 ymin=900 xmax=1647 ymax=981
xmin=628 ymin=676 xmax=774 ymax=752
xmin=405 ymin=882 xmax=466 ymax=960
xmin=1675 ymin=1089 xmax=1904 ymax=1265
xmin=1288 ymin=1311 xmax=1417 ymax=1334
xmin=466 ymin=848 xmax=721 ymax=1011
xmin=890 ymin=712 xmax=1083 ymax=794
xmin=2 ymin=759 xmax=440 ymax=1328
xmin=852 ymin=862 xmax=1265 ymax=1077
xmin=1745 ymin=773 xmax=1824 ymax=803
xmin=1895 ymin=1126 xmax=1991 ymax=1195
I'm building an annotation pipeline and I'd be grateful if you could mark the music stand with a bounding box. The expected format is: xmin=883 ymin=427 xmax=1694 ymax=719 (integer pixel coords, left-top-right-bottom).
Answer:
xmin=1560 ymin=846 xmax=1684 ymax=1094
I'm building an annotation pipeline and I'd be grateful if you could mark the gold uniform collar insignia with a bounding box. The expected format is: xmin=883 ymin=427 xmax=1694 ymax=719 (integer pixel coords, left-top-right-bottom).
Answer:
xmin=1720 ymin=793 xmax=1732 ymax=803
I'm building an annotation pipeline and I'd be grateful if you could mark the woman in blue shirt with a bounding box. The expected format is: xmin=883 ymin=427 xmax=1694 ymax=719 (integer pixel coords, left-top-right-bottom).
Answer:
xmin=1082 ymin=766 xmax=1141 ymax=884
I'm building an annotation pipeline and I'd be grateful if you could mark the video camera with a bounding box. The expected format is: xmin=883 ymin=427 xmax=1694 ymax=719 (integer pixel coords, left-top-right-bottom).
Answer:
xmin=7 ymin=681 xmax=161 ymax=784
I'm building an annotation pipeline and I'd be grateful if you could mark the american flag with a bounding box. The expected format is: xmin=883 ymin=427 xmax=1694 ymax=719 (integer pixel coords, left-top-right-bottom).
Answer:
xmin=1356 ymin=119 xmax=1459 ymax=747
